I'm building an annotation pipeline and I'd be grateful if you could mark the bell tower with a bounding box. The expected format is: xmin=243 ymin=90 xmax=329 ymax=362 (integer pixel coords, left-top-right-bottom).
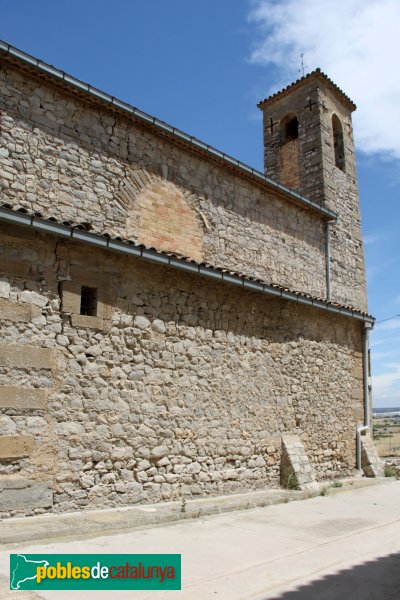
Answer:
xmin=258 ymin=70 xmax=368 ymax=312
xmin=258 ymin=68 xmax=358 ymax=210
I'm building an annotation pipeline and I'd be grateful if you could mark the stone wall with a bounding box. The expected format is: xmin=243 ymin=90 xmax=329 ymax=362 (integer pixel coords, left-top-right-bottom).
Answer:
xmin=0 ymin=223 xmax=364 ymax=517
xmin=318 ymin=86 xmax=367 ymax=314
xmin=1 ymin=61 xmax=330 ymax=300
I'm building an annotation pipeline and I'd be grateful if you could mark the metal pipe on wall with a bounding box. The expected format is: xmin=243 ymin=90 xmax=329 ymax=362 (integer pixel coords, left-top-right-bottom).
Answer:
xmin=356 ymin=322 xmax=373 ymax=470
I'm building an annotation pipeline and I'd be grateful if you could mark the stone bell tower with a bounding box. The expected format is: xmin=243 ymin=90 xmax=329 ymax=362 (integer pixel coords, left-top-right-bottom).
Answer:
xmin=257 ymin=68 xmax=358 ymax=211
xmin=258 ymin=69 xmax=368 ymax=313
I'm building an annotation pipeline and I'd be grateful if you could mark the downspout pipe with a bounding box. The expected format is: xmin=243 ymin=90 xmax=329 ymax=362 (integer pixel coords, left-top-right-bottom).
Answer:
xmin=356 ymin=322 xmax=373 ymax=470
xmin=356 ymin=424 xmax=368 ymax=471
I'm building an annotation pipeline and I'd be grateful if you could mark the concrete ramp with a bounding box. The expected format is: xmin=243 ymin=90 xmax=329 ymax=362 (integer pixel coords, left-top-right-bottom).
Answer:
xmin=361 ymin=435 xmax=384 ymax=477
xmin=281 ymin=434 xmax=318 ymax=491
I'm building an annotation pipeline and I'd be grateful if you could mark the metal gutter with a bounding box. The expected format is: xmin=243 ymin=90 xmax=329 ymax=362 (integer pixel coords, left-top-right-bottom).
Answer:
xmin=0 ymin=206 xmax=374 ymax=324
xmin=0 ymin=39 xmax=338 ymax=222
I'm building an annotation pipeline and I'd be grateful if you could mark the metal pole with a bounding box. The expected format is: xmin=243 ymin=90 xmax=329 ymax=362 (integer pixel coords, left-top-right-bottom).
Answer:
xmin=356 ymin=322 xmax=373 ymax=470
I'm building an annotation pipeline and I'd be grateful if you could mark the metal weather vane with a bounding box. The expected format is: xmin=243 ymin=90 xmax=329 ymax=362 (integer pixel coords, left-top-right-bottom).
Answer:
xmin=298 ymin=53 xmax=308 ymax=77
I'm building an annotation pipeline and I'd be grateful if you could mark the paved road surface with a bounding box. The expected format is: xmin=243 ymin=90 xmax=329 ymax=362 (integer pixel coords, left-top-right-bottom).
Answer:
xmin=1 ymin=480 xmax=399 ymax=599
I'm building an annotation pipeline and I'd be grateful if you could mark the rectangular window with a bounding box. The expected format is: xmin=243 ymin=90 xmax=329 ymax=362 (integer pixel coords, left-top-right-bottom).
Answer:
xmin=80 ymin=286 xmax=97 ymax=316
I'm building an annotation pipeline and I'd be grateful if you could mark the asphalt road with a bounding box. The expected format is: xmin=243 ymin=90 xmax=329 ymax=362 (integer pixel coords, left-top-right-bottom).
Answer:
xmin=1 ymin=480 xmax=399 ymax=599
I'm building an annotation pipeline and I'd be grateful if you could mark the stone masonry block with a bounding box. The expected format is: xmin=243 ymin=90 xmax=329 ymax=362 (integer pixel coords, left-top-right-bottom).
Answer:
xmin=351 ymin=364 xmax=364 ymax=380
xmin=0 ymin=386 xmax=47 ymax=409
xmin=0 ymin=280 xmax=10 ymax=298
xmin=71 ymin=314 xmax=104 ymax=330
xmin=361 ymin=436 xmax=384 ymax=478
xmin=97 ymin=289 xmax=112 ymax=320
xmin=0 ymin=344 xmax=55 ymax=369
xmin=0 ymin=435 xmax=36 ymax=459
xmin=281 ymin=433 xmax=318 ymax=491
xmin=0 ymin=298 xmax=41 ymax=322
xmin=61 ymin=281 xmax=81 ymax=314
xmin=352 ymin=388 xmax=364 ymax=401
xmin=0 ymin=478 xmax=53 ymax=510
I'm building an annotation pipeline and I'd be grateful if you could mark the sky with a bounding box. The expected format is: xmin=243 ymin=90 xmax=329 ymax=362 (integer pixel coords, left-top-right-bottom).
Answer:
xmin=0 ymin=0 xmax=399 ymax=407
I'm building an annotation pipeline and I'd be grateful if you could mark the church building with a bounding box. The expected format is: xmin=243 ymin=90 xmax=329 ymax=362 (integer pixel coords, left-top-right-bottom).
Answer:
xmin=0 ymin=41 xmax=381 ymax=517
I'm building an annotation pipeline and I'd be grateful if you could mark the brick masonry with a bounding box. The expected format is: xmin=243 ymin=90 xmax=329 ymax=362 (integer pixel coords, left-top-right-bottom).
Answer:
xmin=280 ymin=139 xmax=300 ymax=190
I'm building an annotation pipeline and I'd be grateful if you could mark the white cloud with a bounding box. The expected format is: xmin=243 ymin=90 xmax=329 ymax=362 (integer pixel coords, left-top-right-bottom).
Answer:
xmin=372 ymin=351 xmax=398 ymax=361
xmin=249 ymin=0 xmax=400 ymax=159
xmin=370 ymin=335 xmax=400 ymax=352
xmin=363 ymin=233 xmax=382 ymax=246
xmin=372 ymin=364 xmax=400 ymax=405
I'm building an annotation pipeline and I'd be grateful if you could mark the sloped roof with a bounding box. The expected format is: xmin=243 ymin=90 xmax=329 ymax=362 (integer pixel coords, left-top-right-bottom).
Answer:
xmin=0 ymin=39 xmax=337 ymax=222
xmin=257 ymin=68 xmax=357 ymax=112
xmin=0 ymin=202 xmax=374 ymax=324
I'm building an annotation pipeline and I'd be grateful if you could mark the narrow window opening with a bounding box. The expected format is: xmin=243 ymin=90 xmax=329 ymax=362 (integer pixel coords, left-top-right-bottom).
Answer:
xmin=281 ymin=114 xmax=299 ymax=144
xmin=279 ymin=114 xmax=300 ymax=190
xmin=80 ymin=286 xmax=97 ymax=316
xmin=285 ymin=117 xmax=298 ymax=141
xmin=332 ymin=114 xmax=345 ymax=171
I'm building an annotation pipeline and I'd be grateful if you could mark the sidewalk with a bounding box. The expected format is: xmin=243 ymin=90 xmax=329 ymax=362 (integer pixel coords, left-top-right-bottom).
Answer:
xmin=1 ymin=478 xmax=399 ymax=599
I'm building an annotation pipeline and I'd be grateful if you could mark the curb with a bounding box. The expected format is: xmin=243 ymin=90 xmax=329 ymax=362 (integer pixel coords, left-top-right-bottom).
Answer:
xmin=0 ymin=477 xmax=389 ymax=546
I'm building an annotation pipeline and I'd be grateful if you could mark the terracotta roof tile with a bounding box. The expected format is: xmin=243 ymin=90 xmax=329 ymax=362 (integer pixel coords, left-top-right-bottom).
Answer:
xmin=0 ymin=202 xmax=373 ymax=322
xmin=257 ymin=68 xmax=356 ymax=112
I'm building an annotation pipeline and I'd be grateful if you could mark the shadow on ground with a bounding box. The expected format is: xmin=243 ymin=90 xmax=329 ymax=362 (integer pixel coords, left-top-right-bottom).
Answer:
xmin=269 ymin=551 xmax=400 ymax=600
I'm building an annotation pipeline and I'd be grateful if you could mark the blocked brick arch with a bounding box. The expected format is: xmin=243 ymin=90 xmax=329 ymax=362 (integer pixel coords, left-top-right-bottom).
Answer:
xmin=119 ymin=169 xmax=204 ymax=262
xmin=280 ymin=139 xmax=300 ymax=190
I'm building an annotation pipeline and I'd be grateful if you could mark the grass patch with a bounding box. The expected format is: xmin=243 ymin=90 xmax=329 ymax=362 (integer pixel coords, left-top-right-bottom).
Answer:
xmin=180 ymin=497 xmax=187 ymax=513
xmin=384 ymin=464 xmax=398 ymax=478
xmin=331 ymin=481 xmax=343 ymax=488
xmin=285 ymin=472 xmax=299 ymax=490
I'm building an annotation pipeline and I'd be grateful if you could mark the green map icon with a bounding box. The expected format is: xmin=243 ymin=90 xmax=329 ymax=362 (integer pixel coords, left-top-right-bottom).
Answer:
xmin=10 ymin=554 xmax=49 ymax=590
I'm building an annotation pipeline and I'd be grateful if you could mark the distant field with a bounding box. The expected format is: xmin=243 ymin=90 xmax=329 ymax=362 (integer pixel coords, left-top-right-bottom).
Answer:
xmin=373 ymin=417 xmax=400 ymax=457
